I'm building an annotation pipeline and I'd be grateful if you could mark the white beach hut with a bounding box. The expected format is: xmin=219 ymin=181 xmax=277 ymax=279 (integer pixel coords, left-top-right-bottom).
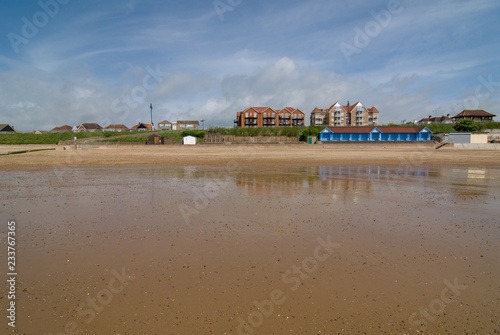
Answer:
xmin=183 ymin=135 xmax=197 ymax=145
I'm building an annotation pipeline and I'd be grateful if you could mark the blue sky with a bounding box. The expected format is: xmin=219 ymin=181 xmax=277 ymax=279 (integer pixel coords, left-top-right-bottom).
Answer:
xmin=1 ymin=0 xmax=499 ymax=131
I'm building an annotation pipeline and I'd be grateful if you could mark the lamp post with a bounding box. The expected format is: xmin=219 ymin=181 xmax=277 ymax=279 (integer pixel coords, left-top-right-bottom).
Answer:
xmin=150 ymin=103 xmax=154 ymax=130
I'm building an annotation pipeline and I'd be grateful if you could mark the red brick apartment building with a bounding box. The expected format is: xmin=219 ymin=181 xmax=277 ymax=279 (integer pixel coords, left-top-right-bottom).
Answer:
xmin=235 ymin=107 xmax=306 ymax=127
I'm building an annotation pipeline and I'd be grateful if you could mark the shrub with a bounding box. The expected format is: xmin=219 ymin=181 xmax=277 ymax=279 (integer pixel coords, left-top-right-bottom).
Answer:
xmin=453 ymin=119 xmax=479 ymax=132
xmin=181 ymin=130 xmax=205 ymax=138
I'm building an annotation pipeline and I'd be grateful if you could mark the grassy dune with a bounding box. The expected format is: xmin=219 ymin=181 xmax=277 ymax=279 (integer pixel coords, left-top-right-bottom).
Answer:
xmin=1 ymin=123 xmax=499 ymax=144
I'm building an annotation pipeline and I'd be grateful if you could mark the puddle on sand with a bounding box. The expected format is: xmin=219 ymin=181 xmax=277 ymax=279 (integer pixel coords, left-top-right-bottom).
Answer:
xmin=0 ymin=165 xmax=499 ymax=334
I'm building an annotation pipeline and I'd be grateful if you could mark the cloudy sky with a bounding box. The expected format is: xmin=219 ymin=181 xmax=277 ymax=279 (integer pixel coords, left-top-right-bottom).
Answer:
xmin=1 ymin=0 xmax=499 ymax=131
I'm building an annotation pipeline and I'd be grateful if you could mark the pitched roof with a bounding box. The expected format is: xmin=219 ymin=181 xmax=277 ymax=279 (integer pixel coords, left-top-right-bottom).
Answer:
xmin=417 ymin=116 xmax=452 ymax=123
xmin=130 ymin=123 xmax=153 ymax=130
xmin=0 ymin=124 xmax=15 ymax=132
xmin=50 ymin=125 xmax=73 ymax=132
xmin=343 ymin=104 xmax=355 ymax=113
xmin=104 ymin=124 xmax=129 ymax=130
xmin=158 ymin=120 xmax=172 ymax=124
xmin=311 ymin=107 xmax=328 ymax=114
xmin=250 ymin=107 xmax=273 ymax=113
xmin=453 ymin=110 xmax=496 ymax=118
xmin=79 ymin=123 xmax=102 ymax=130
xmin=367 ymin=107 xmax=379 ymax=113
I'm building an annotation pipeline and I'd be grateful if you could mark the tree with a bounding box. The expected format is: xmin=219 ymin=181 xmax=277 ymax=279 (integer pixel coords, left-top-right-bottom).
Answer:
xmin=300 ymin=125 xmax=320 ymax=137
xmin=453 ymin=119 xmax=479 ymax=132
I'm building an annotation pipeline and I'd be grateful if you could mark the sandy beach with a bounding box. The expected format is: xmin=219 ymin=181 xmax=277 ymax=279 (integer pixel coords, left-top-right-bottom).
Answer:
xmin=1 ymin=145 xmax=499 ymax=334
xmin=1 ymin=144 xmax=500 ymax=170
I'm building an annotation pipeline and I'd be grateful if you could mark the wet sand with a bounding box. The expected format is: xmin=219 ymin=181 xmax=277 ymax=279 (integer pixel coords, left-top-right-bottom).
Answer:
xmin=0 ymin=147 xmax=499 ymax=334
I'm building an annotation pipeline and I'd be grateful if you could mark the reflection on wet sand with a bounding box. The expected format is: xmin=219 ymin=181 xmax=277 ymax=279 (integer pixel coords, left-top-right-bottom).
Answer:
xmin=144 ymin=165 xmax=498 ymax=205
xmin=1 ymin=164 xmax=499 ymax=334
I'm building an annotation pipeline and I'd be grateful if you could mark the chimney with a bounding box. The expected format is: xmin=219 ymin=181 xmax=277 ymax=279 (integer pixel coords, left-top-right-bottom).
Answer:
xmin=429 ymin=115 xmax=432 ymax=119
xmin=347 ymin=101 xmax=350 ymax=106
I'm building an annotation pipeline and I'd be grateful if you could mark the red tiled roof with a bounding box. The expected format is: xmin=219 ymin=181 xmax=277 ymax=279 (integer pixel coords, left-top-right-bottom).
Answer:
xmin=130 ymin=123 xmax=153 ymax=130
xmin=342 ymin=105 xmax=355 ymax=113
xmin=312 ymin=107 xmax=328 ymax=114
xmin=367 ymin=107 xmax=379 ymax=113
xmin=104 ymin=124 xmax=129 ymax=130
xmin=51 ymin=125 xmax=73 ymax=132
xmin=251 ymin=107 xmax=272 ymax=113
xmin=453 ymin=110 xmax=496 ymax=118
xmin=79 ymin=123 xmax=102 ymax=130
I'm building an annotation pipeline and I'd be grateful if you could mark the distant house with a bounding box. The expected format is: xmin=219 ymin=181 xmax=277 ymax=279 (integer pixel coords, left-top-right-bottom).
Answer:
xmin=319 ymin=126 xmax=432 ymax=142
xmin=0 ymin=124 xmax=16 ymax=134
xmin=130 ymin=123 xmax=153 ymax=131
xmin=158 ymin=120 xmax=173 ymax=130
xmin=417 ymin=115 xmax=453 ymax=124
xmin=50 ymin=125 xmax=74 ymax=133
xmin=452 ymin=110 xmax=495 ymax=123
xmin=183 ymin=135 xmax=197 ymax=145
xmin=77 ymin=123 xmax=103 ymax=132
xmin=28 ymin=130 xmax=48 ymax=134
xmin=104 ymin=124 xmax=129 ymax=132
xmin=177 ymin=120 xmax=199 ymax=130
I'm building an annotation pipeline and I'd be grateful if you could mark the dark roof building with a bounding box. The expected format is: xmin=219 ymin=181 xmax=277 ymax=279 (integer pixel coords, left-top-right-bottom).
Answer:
xmin=0 ymin=124 xmax=16 ymax=133
xmin=452 ymin=110 xmax=495 ymax=122
xmin=417 ymin=115 xmax=453 ymax=124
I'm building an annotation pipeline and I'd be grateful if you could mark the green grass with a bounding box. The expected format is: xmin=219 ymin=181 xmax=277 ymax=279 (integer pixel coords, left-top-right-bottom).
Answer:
xmin=2 ymin=122 xmax=500 ymax=144
xmin=0 ymin=130 xmax=183 ymax=145
xmin=207 ymin=126 xmax=307 ymax=137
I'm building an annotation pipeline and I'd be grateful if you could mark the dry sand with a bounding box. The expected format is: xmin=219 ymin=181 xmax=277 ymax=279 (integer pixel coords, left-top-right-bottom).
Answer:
xmin=0 ymin=143 xmax=500 ymax=170
xmin=0 ymin=145 xmax=499 ymax=334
